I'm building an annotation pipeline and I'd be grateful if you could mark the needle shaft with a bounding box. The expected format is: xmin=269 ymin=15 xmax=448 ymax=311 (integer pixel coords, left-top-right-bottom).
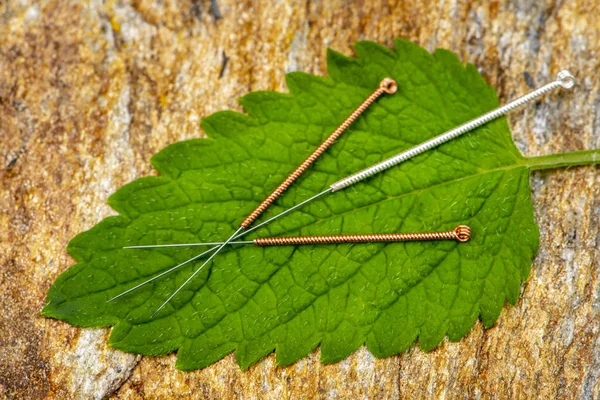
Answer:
xmin=125 ymin=241 xmax=253 ymax=248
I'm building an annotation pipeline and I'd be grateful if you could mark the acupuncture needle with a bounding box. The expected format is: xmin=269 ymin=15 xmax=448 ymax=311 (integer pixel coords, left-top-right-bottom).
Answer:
xmin=108 ymin=78 xmax=398 ymax=313
xmin=129 ymin=225 xmax=471 ymax=246
xmin=115 ymin=70 xmax=575 ymax=309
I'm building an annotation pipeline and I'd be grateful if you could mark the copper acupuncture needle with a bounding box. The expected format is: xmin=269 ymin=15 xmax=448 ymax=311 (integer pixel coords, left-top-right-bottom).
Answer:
xmin=132 ymin=225 xmax=471 ymax=246
xmin=107 ymin=78 xmax=398 ymax=313
xmin=115 ymin=70 xmax=575 ymax=310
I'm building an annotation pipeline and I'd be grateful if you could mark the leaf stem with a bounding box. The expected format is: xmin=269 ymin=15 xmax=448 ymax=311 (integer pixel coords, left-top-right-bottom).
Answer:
xmin=525 ymin=149 xmax=600 ymax=170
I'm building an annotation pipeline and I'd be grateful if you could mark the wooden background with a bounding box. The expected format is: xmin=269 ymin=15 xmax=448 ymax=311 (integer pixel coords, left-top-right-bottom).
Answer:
xmin=1 ymin=0 xmax=599 ymax=398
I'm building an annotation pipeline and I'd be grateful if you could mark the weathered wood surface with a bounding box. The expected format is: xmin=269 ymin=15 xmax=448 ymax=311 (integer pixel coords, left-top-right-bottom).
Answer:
xmin=1 ymin=0 xmax=599 ymax=398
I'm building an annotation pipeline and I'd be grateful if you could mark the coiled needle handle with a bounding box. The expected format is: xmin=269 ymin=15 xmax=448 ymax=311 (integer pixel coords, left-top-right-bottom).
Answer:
xmin=255 ymin=225 xmax=471 ymax=245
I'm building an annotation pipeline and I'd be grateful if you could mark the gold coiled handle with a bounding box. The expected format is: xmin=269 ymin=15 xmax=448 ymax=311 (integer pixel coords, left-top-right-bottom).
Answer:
xmin=253 ymin=225 xmax=470 ymax=246
xmin=240 ymin=78 xmax=397 ymax=228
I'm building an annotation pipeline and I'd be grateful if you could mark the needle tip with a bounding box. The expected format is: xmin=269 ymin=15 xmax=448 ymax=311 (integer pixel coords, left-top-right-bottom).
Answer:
xmin=106 ymin=294 xmax=120 ymax=303
xmin=151 ymin=308 xmax=162 ymax=318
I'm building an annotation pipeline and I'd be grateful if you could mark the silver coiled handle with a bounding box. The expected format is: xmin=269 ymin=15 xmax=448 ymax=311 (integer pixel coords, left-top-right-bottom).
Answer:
xmin=330 ymin=70 xmax=575 ymax=192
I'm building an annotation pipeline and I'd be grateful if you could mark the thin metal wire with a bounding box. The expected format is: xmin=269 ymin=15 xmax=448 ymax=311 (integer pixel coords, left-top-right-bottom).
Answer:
xmin=124 ymin=241 xmax=254 ymax=248
xmin=240 ymin=78 xmax=397 ymax=228
xmin=107 ymin=247 xmax=217 ymax=302
xmin=107 ymin=245 xmax=222 ymax=302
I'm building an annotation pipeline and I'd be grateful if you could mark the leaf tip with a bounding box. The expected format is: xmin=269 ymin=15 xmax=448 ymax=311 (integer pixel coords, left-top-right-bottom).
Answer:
xmin=40 ymin=302 xmax=56 ymax=318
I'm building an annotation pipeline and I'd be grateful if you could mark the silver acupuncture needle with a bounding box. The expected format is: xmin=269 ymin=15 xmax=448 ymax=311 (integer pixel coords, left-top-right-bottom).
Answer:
xmin=110 ymin=79 xmax=399 ymax=315
xmin=114 ymin=70 xmax=575 ymax=307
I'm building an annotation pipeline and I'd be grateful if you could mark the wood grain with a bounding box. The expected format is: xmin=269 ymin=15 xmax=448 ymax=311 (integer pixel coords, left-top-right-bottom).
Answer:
xmin=1 ymin=0 xmax=599 ymax=398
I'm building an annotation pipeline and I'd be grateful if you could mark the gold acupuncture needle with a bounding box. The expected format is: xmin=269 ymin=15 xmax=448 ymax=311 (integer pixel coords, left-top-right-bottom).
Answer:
xmin=107 ymin=78 xmax=398 ymax=314
xmin=117 ymin=71 xmax=575 ymax=309
xmin=132 ymin=225 xmax=471 ymax=247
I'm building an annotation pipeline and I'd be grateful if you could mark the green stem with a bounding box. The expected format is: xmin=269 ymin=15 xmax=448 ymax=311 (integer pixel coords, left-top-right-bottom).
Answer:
xmin=525 ymin=149 xmax=600 ymax=170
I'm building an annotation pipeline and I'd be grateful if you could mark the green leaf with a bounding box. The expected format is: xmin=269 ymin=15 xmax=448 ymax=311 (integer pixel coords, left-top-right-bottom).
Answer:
xmin=42 ymin=39 xmax=600 ymax=370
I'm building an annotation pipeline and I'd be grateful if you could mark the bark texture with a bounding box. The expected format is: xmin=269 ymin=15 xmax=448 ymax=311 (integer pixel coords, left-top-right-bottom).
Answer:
xmin=1 ymin=0 xmax=599 ymax=398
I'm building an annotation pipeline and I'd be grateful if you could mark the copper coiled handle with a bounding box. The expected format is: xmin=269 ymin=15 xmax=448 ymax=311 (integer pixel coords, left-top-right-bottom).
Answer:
xmin=253 ymin=225 xmax=471 ymax=246
xmin=240 ymin=78 xmax=398 ymax=228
